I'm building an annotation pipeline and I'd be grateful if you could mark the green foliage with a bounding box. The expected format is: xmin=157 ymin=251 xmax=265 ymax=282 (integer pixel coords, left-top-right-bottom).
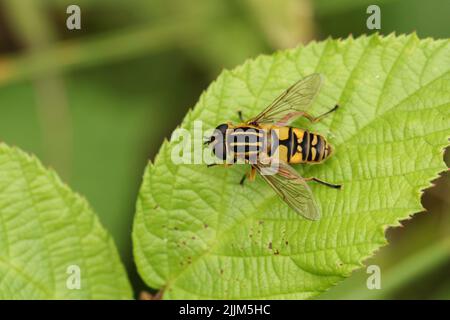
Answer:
xmin=0 ymin=144 xmax=132 ymax=299
xmin=133 ymin=34 xmax=450 ymax=299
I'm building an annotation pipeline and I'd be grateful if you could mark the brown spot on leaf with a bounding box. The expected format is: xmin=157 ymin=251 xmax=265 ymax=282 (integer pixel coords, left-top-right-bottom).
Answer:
xmin=268 ymin=242 xmax=272 ymax=250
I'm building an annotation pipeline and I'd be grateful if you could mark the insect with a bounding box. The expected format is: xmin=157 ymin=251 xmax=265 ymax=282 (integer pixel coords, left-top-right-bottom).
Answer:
xmin=204 ymin=74 xmax=341 ymax=220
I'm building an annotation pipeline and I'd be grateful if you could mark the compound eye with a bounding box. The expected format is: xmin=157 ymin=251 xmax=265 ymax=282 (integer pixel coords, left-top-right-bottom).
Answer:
xmin=215 ymin=123 xmax=229 ymax=136
xmin=213 ymin=143 xmax=227 ymax=160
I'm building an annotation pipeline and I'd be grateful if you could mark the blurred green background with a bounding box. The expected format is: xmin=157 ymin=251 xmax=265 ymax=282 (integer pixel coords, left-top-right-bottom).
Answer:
xmin=0 ymin=0 xmax=448 ymax=299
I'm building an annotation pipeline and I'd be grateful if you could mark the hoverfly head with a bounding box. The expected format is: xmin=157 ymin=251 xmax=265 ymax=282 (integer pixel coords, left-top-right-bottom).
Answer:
xmin=204 ymin=123 xmax=229 ymax=160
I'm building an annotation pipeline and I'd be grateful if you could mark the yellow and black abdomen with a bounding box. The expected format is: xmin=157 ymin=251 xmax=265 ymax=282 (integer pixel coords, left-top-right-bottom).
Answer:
xmin=269 ymin=126 xmax=332 ymax=164
xmin=290 ymin=128 xmax=332 ymax=163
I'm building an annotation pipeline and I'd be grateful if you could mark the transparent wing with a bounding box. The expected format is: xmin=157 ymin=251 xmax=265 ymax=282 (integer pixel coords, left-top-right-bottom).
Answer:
xmin=247 ymin=73 xmax=322 ymax=126
xmin=254 ymin=161 xmax=320 ymax=220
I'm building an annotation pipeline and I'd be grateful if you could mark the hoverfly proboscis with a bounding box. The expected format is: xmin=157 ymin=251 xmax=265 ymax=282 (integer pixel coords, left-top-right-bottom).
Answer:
xmin=204 ymin=74 xmax=341 ymax=220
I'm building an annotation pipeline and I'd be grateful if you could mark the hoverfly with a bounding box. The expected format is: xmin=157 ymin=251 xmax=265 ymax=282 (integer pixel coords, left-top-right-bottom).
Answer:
xmin=204 ymin=74 xmax=341 ymax=220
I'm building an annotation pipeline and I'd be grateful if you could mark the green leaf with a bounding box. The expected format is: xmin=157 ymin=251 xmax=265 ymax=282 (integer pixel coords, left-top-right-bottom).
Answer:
xmin=133 ymin=34 xmax=450 ymax=299
xmin=0 ymin=143 xmax=132 ymax=299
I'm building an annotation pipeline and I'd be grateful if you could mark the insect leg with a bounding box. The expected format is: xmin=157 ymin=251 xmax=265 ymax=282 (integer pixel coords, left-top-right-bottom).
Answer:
xmin=237 ymin=110 xmax=244 ymax=122
xmin=240 ymin=167 xmax=257 ymax=186
xmin=239 ymin=174 xmax=247 ymax=186
xmin=302 ymin=105 xmax=339 ymax=123
xmin=248 ymin=166 xmax=257 ymax=181
xmin=304 ymin=177 xmax=341 ymax=189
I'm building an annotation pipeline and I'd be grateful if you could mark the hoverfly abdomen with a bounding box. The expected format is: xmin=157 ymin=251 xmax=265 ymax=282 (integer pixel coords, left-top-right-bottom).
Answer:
xmin=309 ymin=132 xmax=333 ymax=163
xmin=287 ymin=129 xmax=332 ymax=164
xmin=264 ymin=126 xmax=290 ymax=163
